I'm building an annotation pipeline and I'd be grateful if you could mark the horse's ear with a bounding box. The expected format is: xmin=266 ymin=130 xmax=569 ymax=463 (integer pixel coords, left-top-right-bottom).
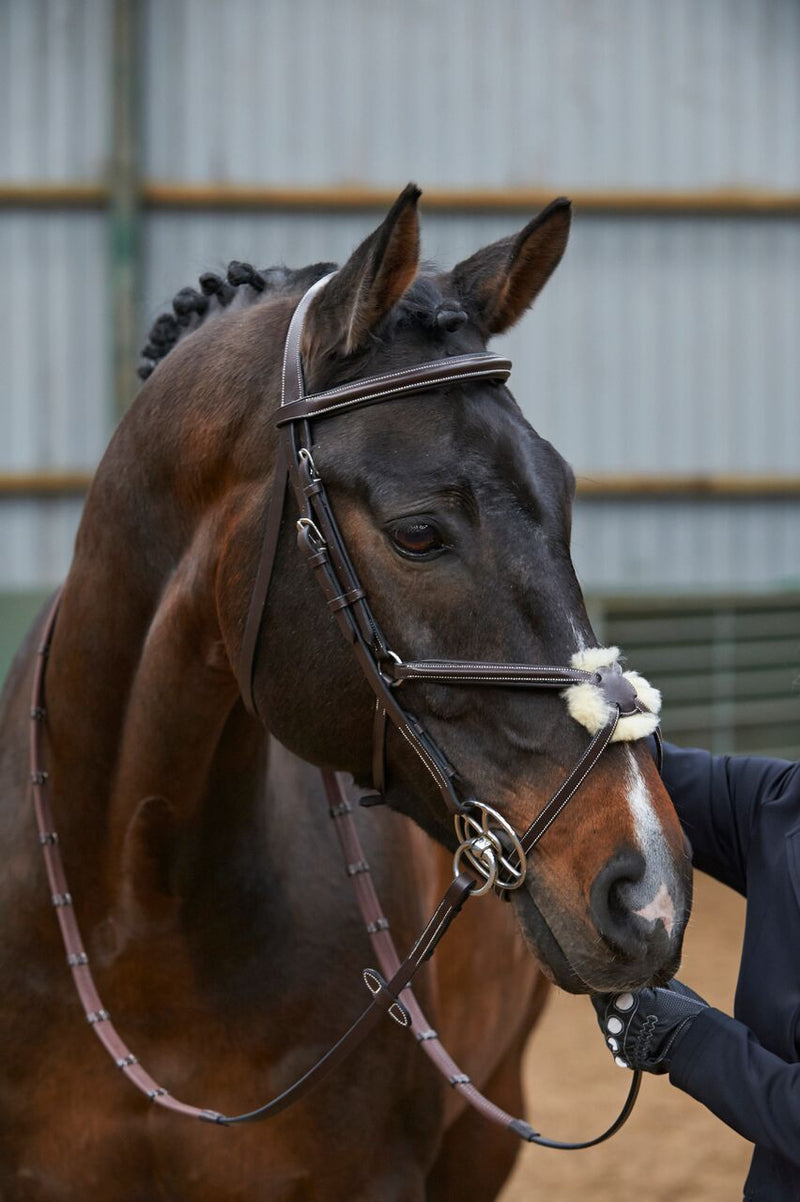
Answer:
xmin=452 ymin=197 xmax=571 ymax=336
xmin=303 ymin=183 xmax=421 ymax=358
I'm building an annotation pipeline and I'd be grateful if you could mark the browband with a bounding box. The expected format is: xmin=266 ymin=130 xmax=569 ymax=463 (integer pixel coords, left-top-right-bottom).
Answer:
xmin=276 ymin=354 xmax=512 ymax=425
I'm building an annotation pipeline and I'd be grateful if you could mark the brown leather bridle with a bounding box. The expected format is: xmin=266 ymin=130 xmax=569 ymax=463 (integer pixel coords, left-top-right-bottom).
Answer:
xmin=28 ymin=274 xmax=663 ymax=1145
xmin=237 ymin=274 xmax=659 ymax=891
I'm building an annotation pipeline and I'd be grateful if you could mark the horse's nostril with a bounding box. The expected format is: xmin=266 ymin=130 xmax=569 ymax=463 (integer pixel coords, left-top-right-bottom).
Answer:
xmin=590 ymin=848 xmax=667 ymax=959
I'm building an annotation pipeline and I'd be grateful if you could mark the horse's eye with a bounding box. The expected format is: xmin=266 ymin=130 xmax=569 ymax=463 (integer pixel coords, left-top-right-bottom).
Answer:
xmin=390 ymin=520 xmax=446 ymax=559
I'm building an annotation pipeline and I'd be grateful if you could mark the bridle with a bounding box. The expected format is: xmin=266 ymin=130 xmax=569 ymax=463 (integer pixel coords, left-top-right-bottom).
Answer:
xmin=237 ymin=275 xmax=519 ymax=829
xmin=29 ymin=273 xmax=663 ymax=1145
xmin=237 ymin=274 xmax=660 ymax=895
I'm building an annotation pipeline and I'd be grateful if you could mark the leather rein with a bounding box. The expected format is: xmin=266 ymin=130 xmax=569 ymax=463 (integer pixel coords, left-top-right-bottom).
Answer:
xmin=28 ymin=273 xmax=662 ymax=1144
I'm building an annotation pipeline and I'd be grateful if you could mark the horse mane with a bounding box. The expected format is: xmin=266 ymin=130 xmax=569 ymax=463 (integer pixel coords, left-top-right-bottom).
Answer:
xmin=137 ymin=261 xmax=338 ymax=380
xmin=138 ymin=261 xmax=468 ymax=381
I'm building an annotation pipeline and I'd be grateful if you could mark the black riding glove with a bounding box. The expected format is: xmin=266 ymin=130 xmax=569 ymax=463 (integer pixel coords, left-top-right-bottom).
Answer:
xmin=591 ymin=980 xmax=708 ymax=1074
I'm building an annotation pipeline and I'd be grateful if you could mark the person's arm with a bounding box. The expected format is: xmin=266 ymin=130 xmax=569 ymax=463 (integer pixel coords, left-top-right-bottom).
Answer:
xmin=661 ymin=743 xmax=798 ymax=894
xmin=670 ymin=1006 xmax=800 ymax=1169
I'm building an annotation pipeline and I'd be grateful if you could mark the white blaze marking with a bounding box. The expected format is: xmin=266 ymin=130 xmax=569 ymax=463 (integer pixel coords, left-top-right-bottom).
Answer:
xmin=625 ymin=750 xmax=675 ymax=935
xmin=625 ymin=750 xmax=664 ymax=853
xmin=569 ymin=617 xmax=588 ymax=651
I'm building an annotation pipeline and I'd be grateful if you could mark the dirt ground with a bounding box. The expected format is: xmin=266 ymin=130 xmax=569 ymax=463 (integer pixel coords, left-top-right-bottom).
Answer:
xmin=498 ymin=872 xmax=750 ymax=1202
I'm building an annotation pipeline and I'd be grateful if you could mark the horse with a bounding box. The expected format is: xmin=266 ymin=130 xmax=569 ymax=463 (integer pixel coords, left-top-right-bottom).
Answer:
xmin=0 ymin=185 xmax=691 ymax=1201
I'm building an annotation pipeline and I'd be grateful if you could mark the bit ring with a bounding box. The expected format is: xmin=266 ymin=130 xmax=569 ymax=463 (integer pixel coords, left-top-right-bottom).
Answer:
xmin=453 ymin=801 xmax=526 ymax=895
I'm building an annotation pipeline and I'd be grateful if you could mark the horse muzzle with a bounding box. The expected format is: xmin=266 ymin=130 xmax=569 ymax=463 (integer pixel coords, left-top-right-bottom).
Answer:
xmin=509 ymin=838 xmax=690 ymax=995
xmin=586 ymin=844 xmax=690 ymax=985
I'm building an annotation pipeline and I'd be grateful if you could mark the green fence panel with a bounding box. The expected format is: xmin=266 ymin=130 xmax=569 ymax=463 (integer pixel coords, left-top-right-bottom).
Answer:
xmin=0 ymin=592 xmax=50 ymax=688
xmin=590 ymin=593 xmax=800 ymax=758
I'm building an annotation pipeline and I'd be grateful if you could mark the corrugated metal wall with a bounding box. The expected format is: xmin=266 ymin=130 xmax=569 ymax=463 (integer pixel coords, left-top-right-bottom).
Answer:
xmin=1 ymin=0 xmax=798 ymax=596
xmin=1 ymin=0 xmax=110 ymax=181
xmin=146 ymin=210 xmax=800 ymax=475
xmin=0 ymin=0 xmax=112 ymax=588
xmin=574 ymin=499 xmax=800 ymax=593
xmin=0 ymin=212 xmax=109 ymax=470
xmin=142 ymin=0 xmax=800 ymax=190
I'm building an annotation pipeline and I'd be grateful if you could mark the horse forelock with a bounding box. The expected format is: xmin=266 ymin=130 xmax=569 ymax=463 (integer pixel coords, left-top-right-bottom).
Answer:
xmin=385 ymin=270 xmax=467 ymax=332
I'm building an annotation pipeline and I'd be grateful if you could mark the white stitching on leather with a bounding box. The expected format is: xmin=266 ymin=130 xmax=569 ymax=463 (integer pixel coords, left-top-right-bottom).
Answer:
xmin=278 ymin=367 xmax=512 ymax=423
xmin=311 ymin=364 xmax=509 ymax=403
xmin=396 ymin=722 xmax=451 ymax=793
xmin=281 ymin=273 xmax=336 ymax=408
xmin=399 ymin=667 xmax=585 ymax=685
xmin=405 ymin=676 xmax=575 ymax=687
xmin=312 ymin=355 xmax=510 ymax=399
xmin=402 ymin=662 xmax=585 ymax=673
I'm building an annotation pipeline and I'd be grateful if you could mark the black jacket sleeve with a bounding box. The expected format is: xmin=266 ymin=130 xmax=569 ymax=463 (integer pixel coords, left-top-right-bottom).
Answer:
xmin=670 ymin=1007 xmax=800 ymax=1168
xmin=660 ymin=743 xmax=797 ymax=896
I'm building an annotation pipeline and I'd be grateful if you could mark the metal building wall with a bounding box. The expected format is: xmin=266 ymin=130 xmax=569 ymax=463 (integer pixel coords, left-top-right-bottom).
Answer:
xmin=144 ymin=209 xmax=800 ymax=477
xmin=143 ymin=207 xmax=800 ymax=590
xmin=1 ymin=0 xmax=798 ymax=600
xmin=1 ymin=0 xmax=110 ymax=182
xmin=0 ymin=0 xmax=111 ymax=586
xmin=142 ymin=0 xmax=800 ymax=190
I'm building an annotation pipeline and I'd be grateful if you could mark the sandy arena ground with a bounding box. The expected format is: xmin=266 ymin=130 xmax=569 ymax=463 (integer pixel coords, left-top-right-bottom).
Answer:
xmin=499 ymin=872 xmax=750 ymax=1202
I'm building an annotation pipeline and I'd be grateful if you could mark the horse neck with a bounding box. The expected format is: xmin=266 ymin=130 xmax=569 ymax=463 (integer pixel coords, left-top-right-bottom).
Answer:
xmin=41 ymin=395 xmax=273 ymax=934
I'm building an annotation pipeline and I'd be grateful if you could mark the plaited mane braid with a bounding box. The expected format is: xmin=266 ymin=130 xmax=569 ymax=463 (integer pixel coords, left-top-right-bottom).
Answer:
xmin=137 ymin=264 xmax=469 ymax=382
xmin=137 ymin=261 xmax=337 ymax=381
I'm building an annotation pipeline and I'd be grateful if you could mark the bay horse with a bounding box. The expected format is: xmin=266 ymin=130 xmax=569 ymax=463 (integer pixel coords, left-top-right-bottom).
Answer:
xmin=0 ymin=186 xmax=691 ymax=1200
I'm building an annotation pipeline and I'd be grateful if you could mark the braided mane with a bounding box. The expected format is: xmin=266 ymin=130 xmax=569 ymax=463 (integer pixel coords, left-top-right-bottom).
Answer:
xmin=138 ymin=261 xmax=338 ymax=381
xmin=139 ymin=261 xmax=470 ymax=382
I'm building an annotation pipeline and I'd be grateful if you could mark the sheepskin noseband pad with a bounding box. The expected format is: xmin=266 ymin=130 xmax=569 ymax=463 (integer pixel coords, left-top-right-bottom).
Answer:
xmin=563 ymin=646 xmax=661 ymax=743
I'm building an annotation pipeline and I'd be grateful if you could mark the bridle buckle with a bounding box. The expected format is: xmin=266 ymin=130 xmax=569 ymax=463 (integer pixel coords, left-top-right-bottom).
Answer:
xmin=377 ymin=648 xmax=402 ymax=686
xmin=296 ymin=516 xmax=326 ymax=548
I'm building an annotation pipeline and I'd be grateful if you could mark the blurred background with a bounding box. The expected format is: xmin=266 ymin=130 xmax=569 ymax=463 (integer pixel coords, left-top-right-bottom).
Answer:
xmin=1 ymin=0 xmax=798 ymax=757
xmin=0 ymin=2 xmax=797 ymax=1196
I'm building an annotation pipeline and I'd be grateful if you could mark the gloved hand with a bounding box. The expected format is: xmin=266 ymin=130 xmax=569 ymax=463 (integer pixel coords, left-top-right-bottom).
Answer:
xmin=591 ymin=980 xmax=708 ymax=1074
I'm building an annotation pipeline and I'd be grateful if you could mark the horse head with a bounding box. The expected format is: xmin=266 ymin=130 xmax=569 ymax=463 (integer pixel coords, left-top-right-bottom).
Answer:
xmin=140 ymin=186 xmax=690 ymax=997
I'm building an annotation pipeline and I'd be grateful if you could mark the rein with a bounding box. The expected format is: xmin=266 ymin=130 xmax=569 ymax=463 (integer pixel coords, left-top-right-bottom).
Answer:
xmin=28 ymin=273 xmax=664 ymax=1145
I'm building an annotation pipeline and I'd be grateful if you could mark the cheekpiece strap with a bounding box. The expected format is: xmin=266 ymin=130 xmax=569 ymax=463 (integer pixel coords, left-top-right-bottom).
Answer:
xmin=238 ymin=274 xmax=512 ymax=716
xmin=281 ymin=272 xmax=337 ymax=407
